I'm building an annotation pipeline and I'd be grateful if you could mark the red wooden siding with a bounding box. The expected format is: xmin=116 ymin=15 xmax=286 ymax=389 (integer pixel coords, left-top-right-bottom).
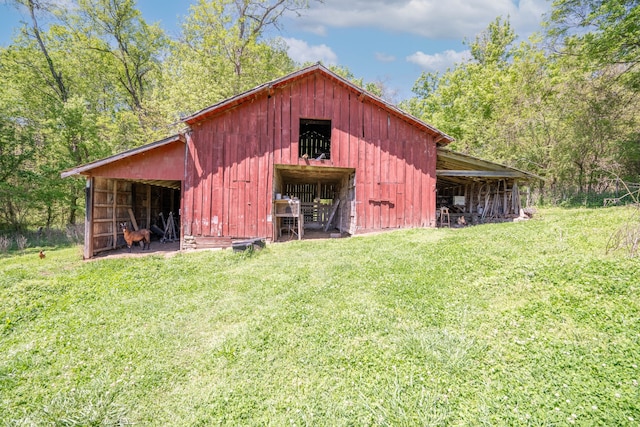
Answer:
xmin=183 ymin=71 xmax=437 ymax=240
xmin=88 ymin=141 xmax=184 ymax=181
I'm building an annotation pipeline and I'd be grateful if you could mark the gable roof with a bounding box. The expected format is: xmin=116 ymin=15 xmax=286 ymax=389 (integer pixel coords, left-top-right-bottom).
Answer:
xmin=182 ymin=63 xmax=454 ymax=145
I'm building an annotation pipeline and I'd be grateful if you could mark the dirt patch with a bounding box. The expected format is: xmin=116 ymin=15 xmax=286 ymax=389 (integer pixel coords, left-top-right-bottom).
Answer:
xmin=90 ymin=240 xmax=181 ymax=260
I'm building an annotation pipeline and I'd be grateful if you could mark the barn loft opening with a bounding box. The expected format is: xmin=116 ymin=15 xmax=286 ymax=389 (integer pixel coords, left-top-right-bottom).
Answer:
xmin=273 ymin=165 xmax=355 ymax=240
xmin=299 ymin=119 xmax=331 ymax=160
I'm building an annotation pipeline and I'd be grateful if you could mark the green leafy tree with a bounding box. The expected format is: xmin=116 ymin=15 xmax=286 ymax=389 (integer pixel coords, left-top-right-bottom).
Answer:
xmin=162 ymin=0 xmax=315 ymax=117
xmin=406 ymin=18 xmax=517 ymax=154
xmin=1 ymin=0 xmax=170 ymax=229
xmin=406 ymin=13 xmax=640 ymax=203
xmin=74 ymin=0 xmax=166 ymax=111
xmin=0 ymin=97 xmax=36 ymax=230
xmin=547 ymin=0 xmax=640 ymax=89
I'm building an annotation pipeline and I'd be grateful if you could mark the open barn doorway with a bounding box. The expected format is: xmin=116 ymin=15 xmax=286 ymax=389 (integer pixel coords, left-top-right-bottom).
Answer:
xmin=273 ymin=165 xmax=355 ymax=241
xmin=89 ymin=177 xmax=181 ymax=256
xmin=435 ymin=148 xmax=538 ymax=227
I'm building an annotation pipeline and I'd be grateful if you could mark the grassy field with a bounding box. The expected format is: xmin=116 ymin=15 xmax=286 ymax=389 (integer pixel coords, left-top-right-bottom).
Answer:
xmin=1 ymin=207 xmax=639 ymax=426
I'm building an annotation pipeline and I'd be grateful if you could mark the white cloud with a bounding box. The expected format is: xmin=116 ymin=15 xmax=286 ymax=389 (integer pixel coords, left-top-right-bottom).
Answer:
xmin=511 ymin=0 xmax=550 ymax=36
xmin=281 ymin=37 xmax=338 ymax=65
xmin=304 ymin=24 xmax=328 ymax=37
xmin=406 ymin=49 xmax=471 ymax=72
xmin=292 ymin=0 xmax=547 ymax=39
xmin=375 ymin=52 xmax=396 ymax=63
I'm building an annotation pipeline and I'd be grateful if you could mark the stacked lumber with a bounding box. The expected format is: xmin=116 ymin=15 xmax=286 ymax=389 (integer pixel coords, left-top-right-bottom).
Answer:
xmin=183 ymin=235 xmax=232 ymax=250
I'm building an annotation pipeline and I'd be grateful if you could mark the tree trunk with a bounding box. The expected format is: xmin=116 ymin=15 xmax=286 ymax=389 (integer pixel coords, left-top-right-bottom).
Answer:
xmin=68 ymin=196 xmax=78 ymax=225
xmin=46 ymin=205 xmax=53 ymax=229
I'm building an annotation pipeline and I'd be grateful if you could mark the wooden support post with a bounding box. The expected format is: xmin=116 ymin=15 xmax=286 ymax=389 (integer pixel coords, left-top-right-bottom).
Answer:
xmin=298 ymin=211 xmax=303 ymax=240
xmin=464 ymin=184 xmax=469 ymax=213
xmin=146 ymin=184 xmax=151 ymax=229
xmin=503 ymin=180 xmax=508 ymax=215
xmin=84 ymin=177 xmax=94 ymax=259
xmin=470 ymin=183 xmax=475 ymax=213
xmin=112 ymin=179 xmax=117 ymax=249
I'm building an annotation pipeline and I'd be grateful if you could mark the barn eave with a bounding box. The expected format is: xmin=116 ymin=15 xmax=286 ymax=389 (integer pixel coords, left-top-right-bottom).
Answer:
xmin=436 ymin=148 xmax=543 ymax=184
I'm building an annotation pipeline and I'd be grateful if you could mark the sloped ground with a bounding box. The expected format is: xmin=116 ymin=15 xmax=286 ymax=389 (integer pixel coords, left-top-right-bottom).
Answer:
xmin=1 ymin=207 xmax=638 ymax=425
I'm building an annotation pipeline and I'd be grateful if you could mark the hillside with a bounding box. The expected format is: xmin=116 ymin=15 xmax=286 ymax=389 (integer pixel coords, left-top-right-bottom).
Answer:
xmin=1 ymin=207 xmax=639 ymax=425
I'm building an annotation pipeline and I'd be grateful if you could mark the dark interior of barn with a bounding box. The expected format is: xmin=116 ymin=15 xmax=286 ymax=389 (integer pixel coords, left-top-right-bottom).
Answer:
xmin=273 ymin=165 xmax=355 ymax=241
xmin=90 ymin=177 xmax=181 ymax=255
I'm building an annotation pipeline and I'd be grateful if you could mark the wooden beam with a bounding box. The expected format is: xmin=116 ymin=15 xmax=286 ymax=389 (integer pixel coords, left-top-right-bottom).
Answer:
xmin=436 ymin=170 xmax=525 ymax=178
xmin=84 ymin=177 xmax=94 ymax=259
xmin=112 ymin=179 xmax=117 ymax=249
xmin=434 ymin=135 xmax=448 ymax=144
xmin=324 ymin=199 xmax=340 ymax=232
xmin=146 ymin=184 xmax=151 ymax=230
xmin=128 ymin=208 xmax=139 ymax=230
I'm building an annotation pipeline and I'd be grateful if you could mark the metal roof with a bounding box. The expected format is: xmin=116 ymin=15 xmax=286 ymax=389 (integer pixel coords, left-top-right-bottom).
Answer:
xmin=436 ymin=148 xmax=543 ymax=185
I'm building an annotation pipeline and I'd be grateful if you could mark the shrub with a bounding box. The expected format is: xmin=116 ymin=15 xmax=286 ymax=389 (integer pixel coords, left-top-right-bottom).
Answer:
xmin=0 ymin=236 xmax=10 ymax=253
xmin=15 ymin=234 xmax=28 ymax=251
xmin=66 ymin=223 xmax=84 ymax=244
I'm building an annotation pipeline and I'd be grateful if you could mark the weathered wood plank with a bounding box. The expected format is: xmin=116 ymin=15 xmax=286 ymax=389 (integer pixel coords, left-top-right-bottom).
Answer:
xmin=412 ymin=129 xmax=423 ymax=227
xmin=420 ymin=136 xmax=430 ymax=227
xmin=256 ymin=96 xmax=268 ymax=238
xmin=428 ymin=137 xmax=437 ymax=225
xmin=371 ymin=107 xmax=382 ymax=230
xmin=436 ymin=170 xmax=528 ymax=177
xmin=273 ymin=87 xmax=282 ymax=165
xmin=211 ymin=119 xmax=224 ymax=237
xmin=354 ymin=93 xmax=366 ymax=232
xmin=185 ymin=132 xmax=195 ymax=238
xmin=222 ymin=132 xmax=233 ymax=237
xmin=191 ymin=129 xmax=203 ymax=236
xmin=327 ymin=78 xmax=339 ymax=163
xmin=84 ymin=177 xmax=94 ymax=259
xmin=201 ymin=125 xmax=212 ymax=236
xmin=286 ymin=82 xmax=296 ymax=164
xmin=183 ymin=236 xmax=232 ymax=249
xmin=315 ymin=72 xmax=325 ymax=118
xmin=380 ymin=112 xmax=391 ymax=229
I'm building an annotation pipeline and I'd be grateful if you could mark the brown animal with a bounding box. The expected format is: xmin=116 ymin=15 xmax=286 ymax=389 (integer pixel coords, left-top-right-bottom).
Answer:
xmin=39 ymin=250 xmax=45 ymax=259
xmin=120 ymin=222 xmax=151 ymax=252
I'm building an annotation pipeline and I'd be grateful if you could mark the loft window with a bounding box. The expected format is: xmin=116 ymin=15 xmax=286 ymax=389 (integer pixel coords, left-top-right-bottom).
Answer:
xmin=299 ymin=119 xmax=331 ymax=160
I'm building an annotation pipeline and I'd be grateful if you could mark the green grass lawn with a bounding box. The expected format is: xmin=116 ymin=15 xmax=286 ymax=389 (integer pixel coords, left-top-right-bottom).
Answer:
xmin=1 ymin=207 xmax=639 ymax=426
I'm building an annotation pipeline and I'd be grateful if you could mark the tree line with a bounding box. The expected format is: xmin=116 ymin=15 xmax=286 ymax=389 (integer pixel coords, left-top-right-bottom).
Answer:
xmin=403 ymin=1 xmax=640 ymax=204
xmin=1 ymin=0 xmax=638 ymax=232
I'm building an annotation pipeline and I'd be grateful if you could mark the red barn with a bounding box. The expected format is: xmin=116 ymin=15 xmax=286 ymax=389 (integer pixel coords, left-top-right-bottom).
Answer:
xmin=64 ymin=64 xmax=536 ymax=258
xmin=180 ymin=63 xmax=452 ymax=247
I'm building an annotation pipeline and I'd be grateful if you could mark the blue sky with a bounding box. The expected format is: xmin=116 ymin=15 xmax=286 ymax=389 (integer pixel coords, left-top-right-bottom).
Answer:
xmin=0 ymin=0 xmax=550 ymax=101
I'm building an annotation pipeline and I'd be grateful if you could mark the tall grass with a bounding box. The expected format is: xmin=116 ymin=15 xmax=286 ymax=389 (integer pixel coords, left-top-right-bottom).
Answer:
xmin=0 ymin=224 xmax=83 ymax=254
xmin=1 ymin=207 xmax=639 ymax=425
